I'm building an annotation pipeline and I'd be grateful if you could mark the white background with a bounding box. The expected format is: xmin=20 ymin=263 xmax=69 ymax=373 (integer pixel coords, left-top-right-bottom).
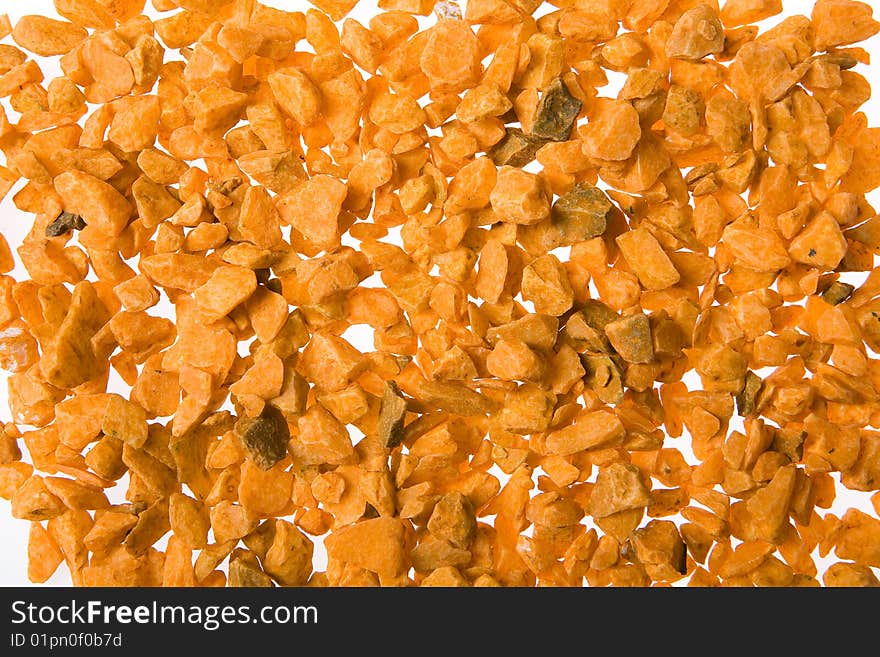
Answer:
xmin=0 ymin=0 xmax=878 ymax=586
